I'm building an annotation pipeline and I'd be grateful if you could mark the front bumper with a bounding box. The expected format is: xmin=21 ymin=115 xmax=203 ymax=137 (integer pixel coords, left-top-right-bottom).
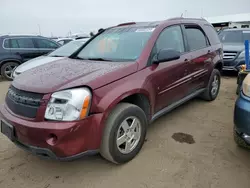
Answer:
xmin=0 ymin=104 xmax=104 ymax=160
xmin=223 ymin=58 xmax=245 ymax=71
xmin=234 ymin=92 xmax=250 ymax=141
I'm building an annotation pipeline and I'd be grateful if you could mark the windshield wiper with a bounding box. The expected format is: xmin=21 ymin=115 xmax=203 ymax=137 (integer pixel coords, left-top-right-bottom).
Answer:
xmin=72 ymin=56 xmax=114 ymax=61
xmin=49 ymin=55 xmax=64 ymax=57
xmin=86 ymin=57 xmax=113 ymax=62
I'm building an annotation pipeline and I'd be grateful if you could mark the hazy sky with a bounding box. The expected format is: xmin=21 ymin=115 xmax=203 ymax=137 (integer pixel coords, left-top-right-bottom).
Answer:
xmin=1 ymin=0 xmax=249 ymax=37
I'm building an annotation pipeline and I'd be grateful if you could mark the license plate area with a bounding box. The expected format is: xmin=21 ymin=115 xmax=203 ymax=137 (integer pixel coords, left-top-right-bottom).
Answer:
xmin=1 ymin=120 xmax=15 ymax=141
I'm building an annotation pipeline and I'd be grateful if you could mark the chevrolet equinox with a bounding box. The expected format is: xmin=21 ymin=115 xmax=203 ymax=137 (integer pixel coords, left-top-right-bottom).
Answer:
xmin=0 ymin=18 xmax=223 ymax=164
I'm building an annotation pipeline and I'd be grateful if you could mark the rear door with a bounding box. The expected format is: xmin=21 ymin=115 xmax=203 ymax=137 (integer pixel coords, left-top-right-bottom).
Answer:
xmin=149 ymin=25 xmax=192 ymax=113
xmin=182 ymin=24 xmax=212 ymax=93
xmin=33 ymin=38 xmax=60 ymax=56
xmin=8 ymin=37 xmax=40 ymax=62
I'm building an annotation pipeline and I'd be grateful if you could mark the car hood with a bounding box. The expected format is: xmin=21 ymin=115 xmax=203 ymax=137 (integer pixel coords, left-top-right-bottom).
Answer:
xmin=12 ymin=58 xmax=137 ymax=93
xmin=15 ymin=56 xmax=65 ymax=73
xmin=222 ymin=43 xmax=245 ymax=52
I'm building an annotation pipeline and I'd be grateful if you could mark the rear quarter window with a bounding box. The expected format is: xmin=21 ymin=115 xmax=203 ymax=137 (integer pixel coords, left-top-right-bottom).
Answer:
xmin=204 ymin=24 xmax=221 ymax=45
xmin=3 ymin=39 xmax=10 ymax=48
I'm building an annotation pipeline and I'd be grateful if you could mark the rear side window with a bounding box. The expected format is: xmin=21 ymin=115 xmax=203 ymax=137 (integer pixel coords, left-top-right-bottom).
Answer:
xmin=4 ymin=38 xmax=35 ymax=48
xmin=185 ymin=27 xmax=208 ymax=51
xmin=204 ymin=25 xmax=221 ymax=44
xmin=35 ymin=38 xmax=59 ymax=49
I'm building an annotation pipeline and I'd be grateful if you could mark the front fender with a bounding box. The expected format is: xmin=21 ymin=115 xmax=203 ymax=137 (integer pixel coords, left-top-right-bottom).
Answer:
xmin=93 ymin=82 xmax=151 ymax=115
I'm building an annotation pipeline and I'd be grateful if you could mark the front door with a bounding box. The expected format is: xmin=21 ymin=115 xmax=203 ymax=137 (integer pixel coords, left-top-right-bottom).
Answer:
xmin=149 ymin=25 xmax=191 ymax=113
xmin=33 ymin=38 xmax=60 ymax=56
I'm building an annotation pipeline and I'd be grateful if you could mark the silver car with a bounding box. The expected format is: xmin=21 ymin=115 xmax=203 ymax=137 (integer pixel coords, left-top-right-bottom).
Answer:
xmin=13 ymin=38 xmax=90 ymax=79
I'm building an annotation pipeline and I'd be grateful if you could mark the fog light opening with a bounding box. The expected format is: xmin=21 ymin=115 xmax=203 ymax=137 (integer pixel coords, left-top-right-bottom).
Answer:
xmin=46 ymin=134 xmax=58 ymax=146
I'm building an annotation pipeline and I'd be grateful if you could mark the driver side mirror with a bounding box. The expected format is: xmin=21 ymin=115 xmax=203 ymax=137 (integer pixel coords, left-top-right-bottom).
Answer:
xmin=153 ymin=49 xmax=180 ymax=64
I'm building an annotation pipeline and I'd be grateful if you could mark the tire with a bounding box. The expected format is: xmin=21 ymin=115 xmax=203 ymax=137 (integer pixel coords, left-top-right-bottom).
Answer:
xmin=236 ymin=85 xmax=240 ymax=95
xmin=200 ymin=69 xmax=221 ymax=101
xmin=100 ymin=103 xmax=147 ymax=164
xmin=234 ymin=131 xmax=250 ymax=150
xmin=0 ymin=62 xmax=19 ymax=81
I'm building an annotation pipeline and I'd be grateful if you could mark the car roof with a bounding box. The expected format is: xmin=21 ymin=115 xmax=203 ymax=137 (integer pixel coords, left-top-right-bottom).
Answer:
xmin=114 ymin=17 xmax=209 ymax=29
xmin=57 ymin=37 xmax=73 ymax=40
xmin=222 ymin=28 xmax=250 ymax=31
xmin=0 ymin=34 xmax=53 ymax=39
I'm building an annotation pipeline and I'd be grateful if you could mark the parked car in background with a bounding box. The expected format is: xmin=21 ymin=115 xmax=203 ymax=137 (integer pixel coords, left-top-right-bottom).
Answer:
xmin=0 ymin=18 xmax=223 ymax=164
xmin=0 ymin=35 xmax=61 ymax=80
xmin=13 ymin=38 xmax=90 ymax=79
xmin=234 ymin=73 xmax=250 ymax=149
xmin=219 ymin=28 xmax=250 ymax=71
xmin=56 ymin=38 xmax=74 ymax=45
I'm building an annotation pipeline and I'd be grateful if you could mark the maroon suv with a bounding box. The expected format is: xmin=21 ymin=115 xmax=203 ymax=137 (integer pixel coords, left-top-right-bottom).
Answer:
xmin=0 ymin=18 xmax=223 ymax=164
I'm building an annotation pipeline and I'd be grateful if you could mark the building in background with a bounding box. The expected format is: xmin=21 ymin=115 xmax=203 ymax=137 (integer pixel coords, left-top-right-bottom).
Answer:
xmin=205 ymin=13 xmax=250 ymax=31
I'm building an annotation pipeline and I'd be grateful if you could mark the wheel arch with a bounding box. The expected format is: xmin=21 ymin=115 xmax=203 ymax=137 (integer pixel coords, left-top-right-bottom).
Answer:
xmin=214 ymin=61 xmax=223 ymax=72
xmin=0 ymin=59 xmax=21 ymax=74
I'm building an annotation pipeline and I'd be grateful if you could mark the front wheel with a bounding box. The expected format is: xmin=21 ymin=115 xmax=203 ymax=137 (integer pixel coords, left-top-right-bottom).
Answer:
xmin=100 ymin=103 xmax=147 ymax=164
xmin=1 ymin=62 xmax=19 ymax=81
xmin=200 ymin=69 xmax=221 ymax=101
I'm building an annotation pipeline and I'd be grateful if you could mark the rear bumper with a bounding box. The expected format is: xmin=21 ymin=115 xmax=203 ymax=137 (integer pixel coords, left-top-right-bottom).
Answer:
xmin=234 ymin=92 xmax=250 ymax=136
xmin=0 ymin=104 xmax=104 ymax=160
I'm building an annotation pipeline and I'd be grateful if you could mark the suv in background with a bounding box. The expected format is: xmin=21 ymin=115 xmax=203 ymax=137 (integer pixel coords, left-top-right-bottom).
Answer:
xmin=0 ymin=18 xmax=223 ymax=164
xmin=219 ymin=28 xmax=250 ymax=71
xmin=0 ymin=35 xmax=61 ymax=80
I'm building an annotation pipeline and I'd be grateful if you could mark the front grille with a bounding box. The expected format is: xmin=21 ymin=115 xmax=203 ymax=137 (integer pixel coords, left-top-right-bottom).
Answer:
xmin=223 ymin=51 xmax=238 ymax=60
xmin=5 ymin=85 xmax=43 ymax=118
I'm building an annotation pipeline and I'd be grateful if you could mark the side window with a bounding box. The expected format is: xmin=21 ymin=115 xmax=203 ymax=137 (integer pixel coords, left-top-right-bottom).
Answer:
xmin=155 ymin=25 xmax=185 ymax=53
xmin=185 ymin=27 xmax=208 ymax=51
xmin=36 ymin=38 xmax=59 ymax=49
xmin=10 ymin=39 xmax=19 ymax=48
xmin=10 ymin=38 xmax=35 ymax=48
xmin=204 ymin=25 xmax=221 ymax=45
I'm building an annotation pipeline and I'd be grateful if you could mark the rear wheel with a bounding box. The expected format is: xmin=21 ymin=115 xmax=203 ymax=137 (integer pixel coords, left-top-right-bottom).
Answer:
xmin=1 ymin=62 xmax=19 ymax=81
xmin=200 ymin=69 xmax=221 ymax=101
xmin=100 ymin=103 xmax=147 ymax=164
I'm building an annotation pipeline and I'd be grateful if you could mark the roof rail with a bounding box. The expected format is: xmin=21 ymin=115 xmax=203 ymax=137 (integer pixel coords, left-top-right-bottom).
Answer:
xmin=167 ymin=17 xmax=184 ymax=20
xmin=117 ymin=22 xmax=136 ymax=26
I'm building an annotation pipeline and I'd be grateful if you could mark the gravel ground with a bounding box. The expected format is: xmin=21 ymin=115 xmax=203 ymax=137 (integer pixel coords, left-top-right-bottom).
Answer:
xmin=1 ymin=76 xmax=250 ymax=188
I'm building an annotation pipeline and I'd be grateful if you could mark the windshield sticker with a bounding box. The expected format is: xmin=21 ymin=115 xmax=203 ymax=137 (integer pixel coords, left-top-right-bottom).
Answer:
xmin=135 ymin=28 xmax=155 ymax=32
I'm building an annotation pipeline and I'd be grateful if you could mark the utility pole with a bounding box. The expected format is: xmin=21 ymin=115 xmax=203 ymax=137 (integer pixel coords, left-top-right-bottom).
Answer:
xmin=184 ymin=10 xmax=187 ymax=17
xmin=38 ymin=24 xmax=41 ymax=35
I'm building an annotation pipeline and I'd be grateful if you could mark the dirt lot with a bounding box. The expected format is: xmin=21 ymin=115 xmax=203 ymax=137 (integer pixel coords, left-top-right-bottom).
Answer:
xmin=1 ymin=76 xmax=250 ymax=188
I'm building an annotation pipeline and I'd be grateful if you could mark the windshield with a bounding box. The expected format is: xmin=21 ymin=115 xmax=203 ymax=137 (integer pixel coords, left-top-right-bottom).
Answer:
xmin=76 ymin=27 xmax=155 ymax=62
xmin=48 ymin=39 xmax=88 ymax=57
xmin=219 ymin=30 xmax=250 ymax=43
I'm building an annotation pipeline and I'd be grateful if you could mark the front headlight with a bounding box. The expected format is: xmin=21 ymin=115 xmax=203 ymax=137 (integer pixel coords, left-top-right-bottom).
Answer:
xmin=242 ymin=77 xmax=250 ymax=97
xmin=45 ymin=88 xmax=91 ymax=121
